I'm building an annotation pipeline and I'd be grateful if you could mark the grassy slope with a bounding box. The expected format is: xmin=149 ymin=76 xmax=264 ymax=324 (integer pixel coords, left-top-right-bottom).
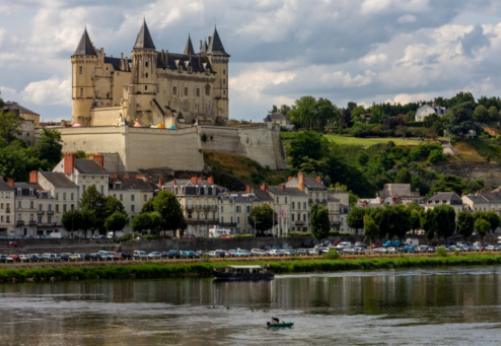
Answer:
xmin=324 ymin=134 xmax=438 ymax=148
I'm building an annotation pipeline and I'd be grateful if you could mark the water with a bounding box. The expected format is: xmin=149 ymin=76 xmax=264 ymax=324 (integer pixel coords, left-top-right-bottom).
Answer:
xmin=0 ymin=266 xmax=500 ymax=345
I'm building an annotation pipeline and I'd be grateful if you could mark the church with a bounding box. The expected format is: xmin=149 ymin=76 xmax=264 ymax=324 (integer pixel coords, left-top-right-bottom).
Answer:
xmin=71 ymin=20 xmax=230 ymax=128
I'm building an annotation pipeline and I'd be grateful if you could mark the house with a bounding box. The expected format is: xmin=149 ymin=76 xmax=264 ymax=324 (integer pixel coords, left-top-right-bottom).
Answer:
xmin=267 ymin=183 xmax=309 ymax=236
xmin=162 ymin=176 xmax=226 ymax=238
xmin=2 ymin=101 xmax=40 ymax=145
xmin=379 ymin=183 xmax=421 ymax=205
xmin=263 ymin=112 xmax=293 ymax=130
xmin=415 ymin=103 xmax=446 ymax=122
xmin=462 ymin=190 xmax=501 ymax=214
xmin=327 ymin=190 xmax=350 ymax=233
xmin=0 ymin=178 xmax=15 ymax=238
xmin=426 ymin=192 xmax=464 ymax=212
xmin=109 ymin=177 xmax=155 ymax=216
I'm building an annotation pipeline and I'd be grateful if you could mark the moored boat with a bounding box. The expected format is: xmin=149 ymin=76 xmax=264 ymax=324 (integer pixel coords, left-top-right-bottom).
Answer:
xmin=213 ymin=265 xmax=274 ymax=282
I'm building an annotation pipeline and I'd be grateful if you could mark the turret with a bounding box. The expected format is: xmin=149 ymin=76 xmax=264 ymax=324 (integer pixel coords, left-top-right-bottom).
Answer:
xmin=184 ymin=35 xmax=195 ymax=56
xmin=71 ymin=29 xmax=98 ymax=126
xmin=206 ymin=26 xmax=230 ymax=121
xmin=129 ymin=19 xmax=158 ymax=125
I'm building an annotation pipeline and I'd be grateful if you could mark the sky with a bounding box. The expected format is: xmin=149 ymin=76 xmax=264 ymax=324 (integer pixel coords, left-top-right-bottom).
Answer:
xmin=1 ymin=0 xmax=501 ymax=121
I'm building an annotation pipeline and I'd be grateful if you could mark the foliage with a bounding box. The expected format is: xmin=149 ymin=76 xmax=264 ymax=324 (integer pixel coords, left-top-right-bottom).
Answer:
xmin=139 ymin=190 xmax=186 ymax=234
xmin=104 ymin=211 xmax=129 ymax=238
xmin=423 ymin=205 xmax=456 ymax=240
xmin=249 ymin=204 xmax=276 ymax=236
xmin=288 ymin=96 xmax=341 ymax=130
xmin=310 ymin=203 xmax=330 ymax=239
xmin=61 ymin=210 xmax=83 ymax=234
xmin=457 ymin=212 xmax=475 ymax=238
xmin=324 ymin=248 xmax=340 ymax=260
xmin=80 ymin=186 xmax=108 ymax=232
xmin=35 ymin=129 xmax=62 ymax=170
xmin=474 ymin=217 xmax=491 ymax=239
xmin=0 ymin=109 xmax=21 ymax=144
xmin=347 ymin=207 xmax=366 ymax=232
xmin=474 ymin=212 xmax=500 ymax=232
xmin=363 ymin=214 xmax=379 ymax=243
xmin=435 ymin=246 xmax=448 ymax=257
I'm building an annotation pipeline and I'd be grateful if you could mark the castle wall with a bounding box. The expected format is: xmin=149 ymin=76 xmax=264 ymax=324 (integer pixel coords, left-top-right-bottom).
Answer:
xmin=59 ymin=125 xmax=285 ymax=172
xmin=91 ymin=106 xmax=123 ymax=126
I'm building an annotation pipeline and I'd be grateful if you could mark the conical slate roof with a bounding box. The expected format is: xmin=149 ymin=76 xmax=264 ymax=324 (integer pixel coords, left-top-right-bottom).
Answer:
xmin=134 ymin=19 xmax=156 ymax=50
xmin=184 ymin=35 xmax=195 ymax=55
xmin=207 ymin=27 xmax=229 ymax=57
xmin=73 ymin=29 xmax=97 ymax=56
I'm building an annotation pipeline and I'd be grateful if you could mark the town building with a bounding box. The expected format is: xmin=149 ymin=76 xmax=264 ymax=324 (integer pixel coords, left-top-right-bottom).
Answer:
xmin=109 ymin=177 xmax=155 ymax=216
xmin=462 ymin=190 xmax=501 ymax=214
xmin=162 ymin=176 xmax=226 ymax=237
xmin=263 ymin=112 xmax=293 ymax=130
xmin=71 ymin=20 xmax=229 ymax=128
xmin=425 ymin=192 xmax=464 ymax=212
xmin=0 ymin=179 xmax=15 ymax=237
xmin=2 ymin=101 xmax=40 ymax=145
xmin=379 ymin=183 xmax=421 ymax=205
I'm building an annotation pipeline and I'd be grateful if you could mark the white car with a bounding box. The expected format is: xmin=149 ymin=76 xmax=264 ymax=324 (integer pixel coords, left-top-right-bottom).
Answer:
xmin=373 ymin=247 xmax=387 ymax=254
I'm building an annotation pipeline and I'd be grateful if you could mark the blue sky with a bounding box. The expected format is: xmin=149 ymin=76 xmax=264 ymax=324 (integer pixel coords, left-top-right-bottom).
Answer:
xmin=1 ymin=0 xmax=501 ymax=121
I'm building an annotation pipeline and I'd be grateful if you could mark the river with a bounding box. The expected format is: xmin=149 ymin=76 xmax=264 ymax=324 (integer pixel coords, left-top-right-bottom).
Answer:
xmin=0 ymin=266 xmax=500 ymax=345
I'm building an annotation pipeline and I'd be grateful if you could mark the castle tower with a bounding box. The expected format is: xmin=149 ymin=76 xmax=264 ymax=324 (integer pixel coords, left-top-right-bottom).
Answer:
xmin=184 ymin=35 xmax=195 ymax=55
xmin=71 ymin=29 xmax=98 ymax=126
xmin=129 ymin=19 xmax=158 ymax=125
xmin=206 ymin=27 xmax=230 ymax=121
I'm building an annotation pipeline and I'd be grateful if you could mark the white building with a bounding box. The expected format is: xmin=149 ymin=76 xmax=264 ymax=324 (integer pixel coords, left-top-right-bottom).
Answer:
xmin=0 ymin=179 xmax=15 ymax=238
xmin=462 ymin=190 xmax=501 ymax=214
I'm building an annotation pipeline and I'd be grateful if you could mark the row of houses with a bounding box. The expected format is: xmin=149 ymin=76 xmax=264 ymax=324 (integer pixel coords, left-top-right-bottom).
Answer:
xmin=358 ymin=183 xmax=501 ymax=214
xmin=0 ymin=154 xmax=350 ymax=238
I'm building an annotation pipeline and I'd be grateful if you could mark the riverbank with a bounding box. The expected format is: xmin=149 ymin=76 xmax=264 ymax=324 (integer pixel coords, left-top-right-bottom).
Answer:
xmin=1 ymin=253 xmax=501 ymax=283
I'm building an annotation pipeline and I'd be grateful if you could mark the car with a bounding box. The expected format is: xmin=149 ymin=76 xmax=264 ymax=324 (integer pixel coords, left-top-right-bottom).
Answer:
xmin=147 ymin=251 xmax=162 ymax=259
xmin=250 ymin=248 xmax=267 ymax=257
xmin=28 ymin=253 xmax=41 ymax=262
xmin=373 ymin=247 xmax=387 ymax=254
xmin=484 ymin=244 xmax=495 ymax=251
xmin=294 ymin=248 xmax=309 ymax=256
xmin=180 ymin=250 xmax=198 ymax=258
xmin=19 ymin=254 xmax=30 ymax=262
xmin=133 ymin=250 xmax=148 ymax=260
xmin=120 ymin=252 xmax=133 ymax=260
xmin=69 ymin=253 xmax=81 ymax=261
xmin=307 ymin=248 xmax=320 ymax=256
xmin=161 ymin=250 xmax=179 ymax=259
xmin=208 ymin=249 xmax=227 ymax=258
xmin=97 ymin=250 xmax=113 ymax=261
xmin=83 ymin=252 xmax=99 ymax=261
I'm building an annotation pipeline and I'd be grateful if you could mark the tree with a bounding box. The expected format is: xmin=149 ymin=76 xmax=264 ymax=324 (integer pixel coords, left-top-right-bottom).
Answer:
xmin=105 ymin=195 xmax=126 ymax=217
xmin=473 ymin=104 xmax=489 ymax=122
xmin=104 ymin=211 xmax=128 ymax=239
xmin=148 ymin=190 xmax=186 ymax=236
xmin=288 ymin=96 xmax=318 ymax=129
xmin=80 ymin=186 xmax=107 ymax=233
xmin=79 ymin=208 xmax=96 ymax=239
xmin=310 ymin=204 xmax=330 ymax=239
xmin=475 ymin=211 xmax=500 ymax=232
xmin=423 ymin=205 xmax=456 ymax=240
xmin=363 ymin=214 xmax=379 ymax=243
xmin=132 ymin=211 xmax=162 ymax=234
xmin=62 ymin=210 xmax=83 ymax=237
xmin=249 ymin=204 xmax=276 ymax=236
xmin=35 ymin=129 xmax=62 ymax=170
xmin=0 ymin=109 xmax=21 ymax=144
xmin=457 ymin=212 xmax=474 ymax=239
xmin=474 ymin=217 xmax=490 ymax=241
xmin=347 ymin=207 xmax=366 ymax=234
xmin=287 ymin=131 xmax=325 ymax=168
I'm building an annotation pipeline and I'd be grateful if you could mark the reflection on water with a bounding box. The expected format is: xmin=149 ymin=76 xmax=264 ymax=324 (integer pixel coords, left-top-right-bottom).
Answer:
xmin=0 ymin=266 xmax=500 ymax=345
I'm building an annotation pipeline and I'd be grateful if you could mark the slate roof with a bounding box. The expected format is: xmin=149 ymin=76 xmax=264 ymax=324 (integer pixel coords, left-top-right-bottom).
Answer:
xmin=264 ymin=112 xmax=288 ymax=123
xmin=427 ymin=192 xmax=462 ymax=205
xmin=184 ymin=35 xmax=195 ymax=55
xmin=157 ymin=52 xmax=213 ymax=73
xmin=39 ymin=172 xmax=77 ymax=189
xmin=3 ymin=102 xmax=39 ymax=116
xmin=73 ymin=29 xmax=97 ymax=56
xmin=285 ymin=176 xmax=325 ymax=190
xmin=465 ymin=191 xmax=501 ymax=204
xmin=75 ymin=159 xmax=107 ymax=174
xmin=134 ymin=20 xmax=155 ymax=50
xmin=268 ymin=186 xmax=307 ymax=197
xmin=0 ymin=178 xmax=12 ymax=191
xmin=207 ymin=27 xmax=229 ymax=57
xmin=110 ymin=179 xmax=154 ymax=192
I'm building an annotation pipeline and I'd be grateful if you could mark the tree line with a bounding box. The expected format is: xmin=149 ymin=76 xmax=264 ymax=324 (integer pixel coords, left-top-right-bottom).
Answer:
xmin=347 ymin=204 xmax=500 ymax=243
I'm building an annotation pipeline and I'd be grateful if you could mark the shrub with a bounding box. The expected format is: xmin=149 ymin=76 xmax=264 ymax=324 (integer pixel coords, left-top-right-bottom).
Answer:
xmin=435 ymin=245 xmax=448 ymax=257
xmin=324 ymin=248 xmax=340 ymax=260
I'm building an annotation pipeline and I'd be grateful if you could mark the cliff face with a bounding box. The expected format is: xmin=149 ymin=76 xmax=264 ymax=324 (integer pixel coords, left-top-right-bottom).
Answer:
xmin=435 ymin=162 xmax=501 ymax=188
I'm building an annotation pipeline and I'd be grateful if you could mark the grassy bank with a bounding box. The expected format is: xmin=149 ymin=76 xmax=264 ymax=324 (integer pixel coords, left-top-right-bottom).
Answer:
xmin=1 ymin=254 xmax=501 ymax=284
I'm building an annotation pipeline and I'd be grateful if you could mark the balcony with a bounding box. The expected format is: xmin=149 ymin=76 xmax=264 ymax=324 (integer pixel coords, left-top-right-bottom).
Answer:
xmin=16 ymin=220 xmax=25 ymax=227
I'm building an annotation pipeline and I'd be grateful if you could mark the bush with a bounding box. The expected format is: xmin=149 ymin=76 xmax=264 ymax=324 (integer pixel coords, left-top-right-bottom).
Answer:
xmin=324 ymin=248 xmax=340 ymax=260
xmin=435 ymin=246 xmax=448 ymax=257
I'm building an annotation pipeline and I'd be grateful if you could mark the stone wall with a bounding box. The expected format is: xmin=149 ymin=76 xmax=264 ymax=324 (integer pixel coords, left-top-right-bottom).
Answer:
xmin=59 ymin=124 xmax=286 ymax=172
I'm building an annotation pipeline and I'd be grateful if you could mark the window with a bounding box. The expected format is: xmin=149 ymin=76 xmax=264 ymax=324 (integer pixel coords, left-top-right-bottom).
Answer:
xmin=56 ymin=193 xmax=59 ymax=200
xmin=145 ymin=61 xmax=149 ymax=68
xmin=63 ymin=205 xmax=67 ymax=213
xmin=79 ymin=66 xmax=83 ymax=74
xmin=173 ymin=86 xmax=177 ymax=95
xmin=37 ymin=215 xmax=42 ymax=223
xmin=80 ymin=88 xmax=83 ymax=97
xmin=131 ymin=194 xmax=135 ymax=202
xmin=63 ymin=192 xmax=67 ymax=200
xmin=6 ymin=216 xmax=9 ymax=223
xmin=145 ymin=73 xmax=149 ymax=78
xmin=145 ymin=85 xmax=148 ymax=91
xmin=205 ymin=84 xmax=210 ymax=96
xmin=196 ymin=88 xmax=200 ymax=97
xmin=119 ymin=194 xmax=123 ymax=201
xmin=131 ymin=205 xmax=135 ymax=212
xmin=100 ymin=186 xmax=104 ymax=194
xmin=30 ymin=201 xmax=34 ymax=209
xmin=236 ymin=206 xmax=241 ymax=213
xmin=144 ymin=194 xmax=147 ymax=202
xmin=184 ymin=87 xmax=188 ymax=96
xmin=223 ymin=69 xmax=226 ymax=75
xmin=291 ymin=213 xmax=295 ymax=221
xmin=38 ymin=204 xmax=42 ymax=211
xmin=48 ymin=215 xmax=52 ymax=224
xmin=71 ymin=193 xmax=74 ymax=200
xmin=18 ymin=201 xmax=21 ymax=209
xmin=292 ymin=201 xmax=295 ymax=210
xmin=56 ymin=204 xmax=59 ymax=213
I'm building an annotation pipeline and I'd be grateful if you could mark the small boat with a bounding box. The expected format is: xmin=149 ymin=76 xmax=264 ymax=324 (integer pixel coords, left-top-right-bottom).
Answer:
xmin=213 ymin=265 xmax=274 ymax=282
xmin=267 ymin=317 xmax=294 ymax=328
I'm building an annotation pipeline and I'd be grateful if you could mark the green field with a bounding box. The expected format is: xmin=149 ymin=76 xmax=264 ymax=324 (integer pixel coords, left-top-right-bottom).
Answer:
xmin=323 ymin=134 xmax=438 ymax=148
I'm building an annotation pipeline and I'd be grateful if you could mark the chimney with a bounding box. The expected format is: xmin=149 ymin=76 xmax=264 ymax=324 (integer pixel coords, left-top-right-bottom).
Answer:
xmin=29 ymin=170 xmax=38 ymax=185
xmin=207 ymin=176 xmax=214 ymax=185
xmin=6 ymin=178 xmax=14 ymax=189
xmin=288 ymin=176 xmax=293 ymax=181
xmin=136 ymin=173 xmax=147 ymax=182
xmin=190 ymin=176 xmax=198 ymax=185
xmin=158 ymin=176 xmax=165 ymax=186
xmin=63 ymin=153 xmax=75 ymax=175
xmin=298 ymin=171 xmax=305 ymax=191
xmin=245 ymin=185 xmax=252 ymax=193
xmin=260 ymin=183 xmax=268 ymax=192
xmin=90 ymin=154 xmax=104 ymax=168
xmin=315 ymin=176 xmax=322 ymax=184
xmin=281 ymin=184 xmax=286 ymax=191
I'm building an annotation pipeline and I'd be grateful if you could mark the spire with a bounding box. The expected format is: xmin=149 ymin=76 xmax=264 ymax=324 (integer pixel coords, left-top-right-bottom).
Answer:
xmin=133 ymin=19 xmax=156 ymax=50
xmin=73 ymin=28 xmax=97 ymax=56
xmin=207 ymin=26 xmax=229 ymax=57
xmin=184 ymin=34 xmax=195 ymax=55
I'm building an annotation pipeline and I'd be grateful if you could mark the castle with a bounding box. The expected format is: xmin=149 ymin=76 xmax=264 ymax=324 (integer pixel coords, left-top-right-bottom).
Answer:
xmin=71 ymin=20 xmax=229 ymax=127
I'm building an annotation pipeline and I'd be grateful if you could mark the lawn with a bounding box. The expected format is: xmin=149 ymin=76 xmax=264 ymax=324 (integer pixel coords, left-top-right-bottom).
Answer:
xmin=324 ymin=134 xmax=438 ymax=148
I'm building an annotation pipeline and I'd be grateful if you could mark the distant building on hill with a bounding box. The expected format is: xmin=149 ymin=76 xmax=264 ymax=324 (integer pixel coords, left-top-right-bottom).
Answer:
xmin=415 ymin=103 xmax=447 ymax=122
xmin=264 ymin=112 xmax=293 ymax=130
xmin=2 ymin=101 xmax=40 ymax=145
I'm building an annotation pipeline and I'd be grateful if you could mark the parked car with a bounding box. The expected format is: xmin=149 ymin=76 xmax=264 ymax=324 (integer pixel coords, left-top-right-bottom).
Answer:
xmin=161 ymin=250 xmax=179 ymax=259
xmin=250 ymin=248 xmax=267 ymax=257
xmin=133 ymin=250 xmax=147 ymax=260
xmin=147 ymin=251 xmax=162 ymax=259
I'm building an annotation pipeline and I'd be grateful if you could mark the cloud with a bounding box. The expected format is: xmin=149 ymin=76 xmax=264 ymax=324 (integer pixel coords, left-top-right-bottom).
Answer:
xmin=22 ymin=77 xmax=70 ymax=106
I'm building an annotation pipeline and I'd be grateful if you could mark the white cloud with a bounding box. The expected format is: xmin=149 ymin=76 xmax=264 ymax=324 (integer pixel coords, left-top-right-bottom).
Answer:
xmin=398 ymin=14 xmax=417 ymax=24
xmin=22 ymin=77 xmax=70 ymax=106
xmin=360 ymin=53 xmax=387 ymax=65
